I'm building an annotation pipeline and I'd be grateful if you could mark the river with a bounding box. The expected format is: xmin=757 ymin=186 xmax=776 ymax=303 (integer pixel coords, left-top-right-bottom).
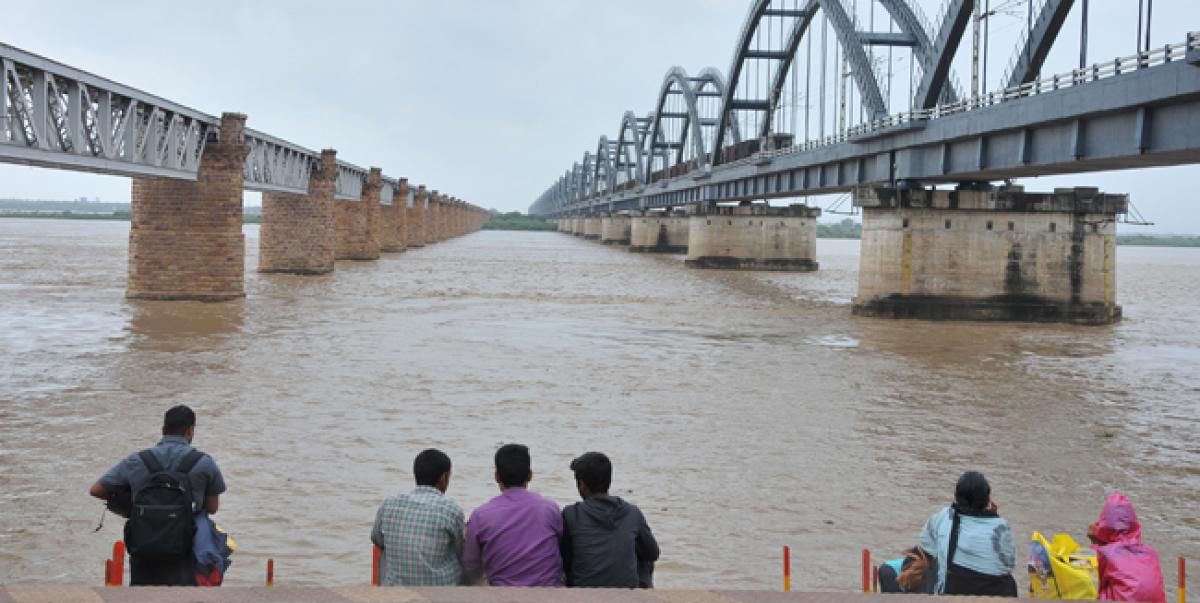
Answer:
xmin=0 ymin=218 xmax=1196 ymax=591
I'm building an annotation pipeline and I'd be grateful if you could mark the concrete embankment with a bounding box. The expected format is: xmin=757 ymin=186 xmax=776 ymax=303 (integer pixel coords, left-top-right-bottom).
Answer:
xmin=0 ymin=587 xmax=1013 ymax=602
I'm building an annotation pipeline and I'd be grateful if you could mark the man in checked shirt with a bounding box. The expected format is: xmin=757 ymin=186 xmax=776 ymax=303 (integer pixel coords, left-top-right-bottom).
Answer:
xmin=371 ymin=449 xmax=466 ymax=585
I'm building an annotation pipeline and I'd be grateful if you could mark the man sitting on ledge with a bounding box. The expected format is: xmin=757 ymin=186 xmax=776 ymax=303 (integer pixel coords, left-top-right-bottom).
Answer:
xmin=561 ymin=451 xmax=659 ymax=588
xmin=371 ymin=448 xmax=465 ymax=586
xmin=463 ymin=443 xmax=563 ymax=586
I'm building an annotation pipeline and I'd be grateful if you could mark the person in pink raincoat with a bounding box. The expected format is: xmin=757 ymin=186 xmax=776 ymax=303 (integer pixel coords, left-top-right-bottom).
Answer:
xmin=1087 ymin=493 xmax=1166 ymax=603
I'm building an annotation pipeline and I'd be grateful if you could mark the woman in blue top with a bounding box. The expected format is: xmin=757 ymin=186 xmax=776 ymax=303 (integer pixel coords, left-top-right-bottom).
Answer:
xmin=918 ymin=471 xmax=1017 ymax=597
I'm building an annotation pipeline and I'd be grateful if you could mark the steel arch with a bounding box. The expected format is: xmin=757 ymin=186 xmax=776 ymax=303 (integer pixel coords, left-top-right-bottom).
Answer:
xmin=714 ymin=0 xmax=890 ymax=166
xmin=592 ymin=136 xmax=617 ymax=196
xmin=646 ymin=67 xmax=708 ymax=181
xmin=615 ymin=111 xmax=649 ymax=187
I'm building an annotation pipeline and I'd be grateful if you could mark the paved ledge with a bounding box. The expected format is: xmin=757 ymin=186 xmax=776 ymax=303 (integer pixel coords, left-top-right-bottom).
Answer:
xmin=0 ymin=587 xmax=1020 ymax=603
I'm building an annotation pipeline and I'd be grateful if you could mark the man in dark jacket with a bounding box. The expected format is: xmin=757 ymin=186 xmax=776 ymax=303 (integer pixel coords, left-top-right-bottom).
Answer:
xmin=560 ymin=452 xmax=659 ymax=588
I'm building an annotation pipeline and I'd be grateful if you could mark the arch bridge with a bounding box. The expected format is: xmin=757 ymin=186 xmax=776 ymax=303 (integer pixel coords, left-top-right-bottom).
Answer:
xmin=537 ymin=0 xmax=1200 ymax=325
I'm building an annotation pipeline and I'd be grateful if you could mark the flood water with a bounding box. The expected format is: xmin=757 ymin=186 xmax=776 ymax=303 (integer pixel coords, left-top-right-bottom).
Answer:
xmin=0 ymin=217 xmax=1197 ymax=591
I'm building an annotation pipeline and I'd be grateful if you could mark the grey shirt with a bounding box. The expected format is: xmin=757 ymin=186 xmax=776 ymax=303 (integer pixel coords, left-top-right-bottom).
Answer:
xmin=99 ymin=435 xmax=226 ymax=511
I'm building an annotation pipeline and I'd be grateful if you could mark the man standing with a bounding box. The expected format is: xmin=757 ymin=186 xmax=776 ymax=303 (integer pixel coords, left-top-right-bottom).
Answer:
xmin=560 ymin=451 xmax=659 ymax=588
xmin=370 ymin=448 xmax=465 ymax=585
xmin=462 ymin=444 xmax=562 ymax=586
xmin=89 ymin=405 xmax=226 ymax=586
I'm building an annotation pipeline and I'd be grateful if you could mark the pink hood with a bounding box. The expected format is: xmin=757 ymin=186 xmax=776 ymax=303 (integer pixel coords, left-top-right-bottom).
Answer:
xmin=1095 ymin=493 xmax=1143 ymax=545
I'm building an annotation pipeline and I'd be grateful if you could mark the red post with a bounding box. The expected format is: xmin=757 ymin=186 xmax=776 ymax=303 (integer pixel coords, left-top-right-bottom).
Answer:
xmin=372 ymin=546 xmax=382 ymax=586
xmin=783 ymin=545 xmax=792 ymax=592
xmin=266 ymin=558 xmax=274 ymax=587
xmin=111 ymin=541 xmax=124 ymax=586
xmin=873 ymin=564 xmax=880 ymax=593
xmin=1180 ymin=557 xmax=1187 ymax=603
xmin=862 ymin=548 xmax=871 ymax=593
xmin=104 ymin=559 xmax=113 ymax=586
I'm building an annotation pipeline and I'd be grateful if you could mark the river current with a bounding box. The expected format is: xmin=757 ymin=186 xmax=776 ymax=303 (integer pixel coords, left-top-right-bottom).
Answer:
xmin=0 ymin=218 xmax=1196 ymax=591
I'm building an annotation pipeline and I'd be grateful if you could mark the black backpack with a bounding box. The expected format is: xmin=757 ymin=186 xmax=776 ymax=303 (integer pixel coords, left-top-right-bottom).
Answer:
xmin=124 ymin=449 xmax=204 ymax=559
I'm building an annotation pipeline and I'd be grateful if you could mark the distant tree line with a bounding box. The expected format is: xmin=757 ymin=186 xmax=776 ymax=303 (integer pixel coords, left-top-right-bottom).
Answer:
xmin=483 ymin=212 xmax=556 ymax=231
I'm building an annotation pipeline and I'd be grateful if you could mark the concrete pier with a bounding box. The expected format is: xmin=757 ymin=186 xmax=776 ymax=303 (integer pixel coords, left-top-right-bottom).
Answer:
xmin=629 ymin=210 xmax=689 ymax=253
xmin=583 ymin=216 xmax=602 ymax=240
xmin=259 ymin=149 xmax=338 ymax=274
xmin=685 ymin=203 xmax=820 ymax=271
xmin=852 ymin=185 xmax=1124 ymax=324
xmin=127 ymin=113 xmax=249 ymax=300
xmin=600 ymin=214 xmax=632 ymax=245
xmin=571 ymin=217 xmax=585 ymax=236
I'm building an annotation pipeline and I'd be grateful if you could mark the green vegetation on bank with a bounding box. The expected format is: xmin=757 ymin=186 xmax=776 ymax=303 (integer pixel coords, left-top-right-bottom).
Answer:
xmin=817 ymin=218 xmax=863 ymax=239
xmin=1115 ymin=234 xmax=1200 ymax=247
xmin=483 ymin=212 xmax=555 ymax=231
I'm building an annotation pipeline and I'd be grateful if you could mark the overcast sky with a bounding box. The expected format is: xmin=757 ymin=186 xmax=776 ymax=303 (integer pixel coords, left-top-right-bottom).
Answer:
xmin=3 ymin=1 xmax=1197 ymax=232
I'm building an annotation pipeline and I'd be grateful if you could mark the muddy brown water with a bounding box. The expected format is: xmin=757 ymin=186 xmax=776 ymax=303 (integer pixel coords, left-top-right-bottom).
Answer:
xmin=0 ymin=218 xmax=1196 ymax=591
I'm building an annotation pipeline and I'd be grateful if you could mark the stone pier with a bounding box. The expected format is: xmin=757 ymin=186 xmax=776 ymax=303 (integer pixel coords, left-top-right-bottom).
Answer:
xmin=685 ymin=203 xmax=820 ymax=271
xmin=258 ymin=149 xmax=338 ymax=275
xmin=407 ymin=185 xmax=427 ymax=247
xmin=425 ymin=192 xmax=442 ymax=245
xmin=851 ymin=185 xmax=1124 ymax=324
xmin=630 ymin=210 xmax=689 ymax=253
xmin=583 ymin=216 xmax=603 ymax=240
xmin=335 ymin=168 xmax=382 ymax=260
xmin=570 ymin=217 xmax=585 ymax=236
xmin=128 ymin=112 xmax=250 ymax=300
xmin=379 ymin=178 xmax=408 ymax=253
xmin=600 ymin=213 xmax=632 ymax=245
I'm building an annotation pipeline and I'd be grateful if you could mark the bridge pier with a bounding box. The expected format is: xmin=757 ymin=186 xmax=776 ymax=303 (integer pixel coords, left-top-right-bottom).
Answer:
xmin=258 ymin=149 xmax=338 ymax=275
xmin=408 ymin=185 xmax=427 ymax=248
xmin=425 ymin=192 xmax=442 ymax=245
xmin=127 ymin=112 xmax=249 ymax=301
xmin=851 ymin=185 xmax=1124 ymax=324
xmin=380 ymin=178 xmax=408 ymax=253
xmin=570 ymin=217 xmax=585 ymax=236
xmin=334 ymin=168 xmax=382 ymax=260
xmin=629 ymin=209 xmax=689 ymax=253
xmin=685 ymin=203 xmax=820 ymax=271
xmin=600 ymin=213 xmax=632 ymax=245
xmin=583 ymin=216 xmax=603 ymax=240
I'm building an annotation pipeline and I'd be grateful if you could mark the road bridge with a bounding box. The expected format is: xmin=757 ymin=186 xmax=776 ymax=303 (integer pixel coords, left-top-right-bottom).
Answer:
xmin=0 ymin=43 xmax=489 ymax=300
xmin=532 ymin=0 xmax=1200 ymax=325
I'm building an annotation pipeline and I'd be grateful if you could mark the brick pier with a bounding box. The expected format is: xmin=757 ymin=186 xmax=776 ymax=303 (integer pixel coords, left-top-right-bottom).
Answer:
xmin=258 ymin=149 xmax=339 ymax=274
xmin=127 ymin=113 xmax=250 ymax=300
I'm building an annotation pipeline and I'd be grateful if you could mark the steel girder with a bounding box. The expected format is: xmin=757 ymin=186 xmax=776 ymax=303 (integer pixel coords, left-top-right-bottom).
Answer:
xmin=1 ymin=42 xmax=215 ymax=181
xmin=0 ymin=42 xmax=391 ymax=202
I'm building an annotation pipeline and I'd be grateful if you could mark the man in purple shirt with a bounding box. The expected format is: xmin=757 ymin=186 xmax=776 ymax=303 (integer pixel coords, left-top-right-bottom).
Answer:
xmin=463 ymin=444 xmax=563 ymax=586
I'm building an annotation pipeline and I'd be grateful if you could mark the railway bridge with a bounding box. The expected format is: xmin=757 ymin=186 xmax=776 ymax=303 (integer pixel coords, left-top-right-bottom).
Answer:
xmin=0 ymin=44 xmax=489 ymax=301
xmin=531 ymin=0 xmax=1200 ymax=324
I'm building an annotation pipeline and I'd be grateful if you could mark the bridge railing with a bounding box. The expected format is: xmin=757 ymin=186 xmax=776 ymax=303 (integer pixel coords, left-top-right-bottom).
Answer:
xmin=1 ymin=42 xmax=217 ymax=180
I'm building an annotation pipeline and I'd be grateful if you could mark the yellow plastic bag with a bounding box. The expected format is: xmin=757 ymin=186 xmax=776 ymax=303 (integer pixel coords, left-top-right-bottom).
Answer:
xmin=1028 ymin=531 xmax=1099 ymax=600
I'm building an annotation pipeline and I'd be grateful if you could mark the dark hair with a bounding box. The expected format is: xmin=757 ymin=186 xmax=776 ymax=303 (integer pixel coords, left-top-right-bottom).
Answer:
xmin=954 ymin=470 xmax=991 ymax=511
xmin=162 ymin=405 xmax=196 ymax=436
xmin=413 ymin=449 xmax=452 ymax=487
xmin=495 ymin=443 xmax=531 ymax=487
xmin=570 ymin=451 xmax=612 ymax=493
